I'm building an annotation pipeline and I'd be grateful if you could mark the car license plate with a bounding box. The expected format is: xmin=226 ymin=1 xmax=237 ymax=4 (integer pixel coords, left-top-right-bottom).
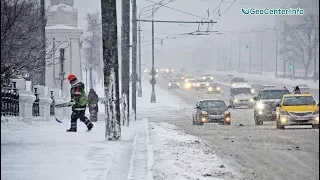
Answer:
xmin=209 ymin=115 xmax=223 ymax=119
xmin=295 ymin=117 xmax=309 ymax=121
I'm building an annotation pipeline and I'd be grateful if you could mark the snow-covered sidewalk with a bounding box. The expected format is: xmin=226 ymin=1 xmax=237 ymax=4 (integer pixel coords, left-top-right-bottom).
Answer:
xmin=1 ymin=117 xmax=150 ymax=180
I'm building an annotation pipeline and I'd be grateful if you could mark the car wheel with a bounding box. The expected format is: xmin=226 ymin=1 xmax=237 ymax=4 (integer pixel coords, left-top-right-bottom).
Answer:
xmin=312 ymin=124 xmax=319 ymax=129
xmin=276 ymin=121 xmax=284 ymax=129
xmin=254 ymin=115 xmax=263 ymax=125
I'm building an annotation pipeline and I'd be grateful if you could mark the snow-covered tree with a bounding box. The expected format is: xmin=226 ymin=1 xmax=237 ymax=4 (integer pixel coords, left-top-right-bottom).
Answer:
xmin=1 ymin=0 xmax=59 ymax=86
xmin=82 ymin=12 xmax=103 ymax=89
xmin=101 ymin=0 xmax=121 ymax=140
xmin=280 ymin=13 xmax=319 ymax=78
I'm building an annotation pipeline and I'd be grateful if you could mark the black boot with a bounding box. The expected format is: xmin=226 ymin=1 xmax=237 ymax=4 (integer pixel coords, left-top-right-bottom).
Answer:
xmin=87 ymin=123 xmax=94 ymax=132
xmin=66 ymin=128 xmax=77 ymax=132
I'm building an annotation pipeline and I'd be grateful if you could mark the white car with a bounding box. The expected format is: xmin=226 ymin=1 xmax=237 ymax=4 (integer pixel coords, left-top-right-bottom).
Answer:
xmin=297 ymin=84 xmax=310 ymax=94
xmin=229 ymin=84 xmax=254 ymax=108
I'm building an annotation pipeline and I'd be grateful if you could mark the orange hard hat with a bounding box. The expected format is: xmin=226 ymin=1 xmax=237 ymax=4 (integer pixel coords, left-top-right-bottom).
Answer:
xmin=67 ymin=74 xmax=77 ymax=82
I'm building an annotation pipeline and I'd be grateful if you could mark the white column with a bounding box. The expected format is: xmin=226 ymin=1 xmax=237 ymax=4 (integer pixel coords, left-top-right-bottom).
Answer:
xmin=71 ymin=38 xmax=82 ymax=81
xmin=33 ymin=85 xmax=53 ymax=120
xmin=10 ymin=79 xmax=36 ymax=118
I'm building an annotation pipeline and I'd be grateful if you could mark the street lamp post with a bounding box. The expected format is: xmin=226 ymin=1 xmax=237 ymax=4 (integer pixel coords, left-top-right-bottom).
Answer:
xmin=150 ymin=1 xmax=164 ymax=103
xmin=137 ymin=5 xmax=153 ymax=97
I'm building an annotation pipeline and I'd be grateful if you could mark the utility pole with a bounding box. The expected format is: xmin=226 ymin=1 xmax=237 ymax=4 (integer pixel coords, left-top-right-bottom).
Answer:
xmin=39 ymin=0 xmax=46 ymax=85
xmin=314 ymin=43 xmax=318 ymax=82
xmin=52 ymin=38 xmax=56 ymax=85
xmin=131 ymin=0 xmax=137 ymax=120
xmin=275 ymin=28 xmax=278 ymax=78
xmin=260 ymin=31 xmax=263 ymax=75
xmin=238 ymin=35 xmax=241 ymax=72
xmin=59 ymin=49 xmax=66 ymax=94
xmin=101 ymin=0 xmax=121 ymax=140
xmin=249 ymin=31 xmax=252 ymax=72
xmin=137 ymin=23 xmax=142 ymax=97
xmin=230 ymin=37 xmax=232 ymax=70
xmin=283 ymin=20 xmax=287 ymax=78
xmin=121 ymin=0 xmax=130 ymax=119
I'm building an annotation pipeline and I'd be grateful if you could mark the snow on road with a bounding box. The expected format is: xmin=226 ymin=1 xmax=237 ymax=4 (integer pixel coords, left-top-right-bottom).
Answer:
xmin=145 ymin=73 xmax=319 ymax=180
xmin=149 ymin=122 xmax=243 ymax=180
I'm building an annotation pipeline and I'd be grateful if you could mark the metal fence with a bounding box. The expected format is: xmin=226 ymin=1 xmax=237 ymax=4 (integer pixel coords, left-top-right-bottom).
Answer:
xmin=50 ymin=90 xmax=55 ymax=116
xmin=1 ymin=82 xmax=19 ymax=116
xmin=32 ymin=88 xmax=40 ymax=116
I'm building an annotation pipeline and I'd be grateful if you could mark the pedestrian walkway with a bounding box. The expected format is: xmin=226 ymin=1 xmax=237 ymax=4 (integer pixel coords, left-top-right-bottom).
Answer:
xmin=1 ymin=116 xmax=152 ymax=180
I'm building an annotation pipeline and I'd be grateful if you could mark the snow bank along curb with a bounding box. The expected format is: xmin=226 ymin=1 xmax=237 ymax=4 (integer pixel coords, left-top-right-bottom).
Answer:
xmin=149 ymin=122 xmax=241 ymax=179
xmin=128 ymin=118 xmax=153 ymax=180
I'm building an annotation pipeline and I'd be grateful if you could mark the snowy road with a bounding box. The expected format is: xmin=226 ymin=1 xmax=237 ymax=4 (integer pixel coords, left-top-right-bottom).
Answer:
xmin=140 ymin=73 xmax=319 ymax=180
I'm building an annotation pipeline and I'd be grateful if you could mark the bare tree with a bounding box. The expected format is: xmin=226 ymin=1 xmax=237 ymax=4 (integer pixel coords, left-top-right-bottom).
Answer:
xmin=280 ymin=13 xmax=319 ymax=78
xmin=82 ymin=12 xmax=103 ymax=89
xmin=1 ymin=0 xmax=60 ymax=86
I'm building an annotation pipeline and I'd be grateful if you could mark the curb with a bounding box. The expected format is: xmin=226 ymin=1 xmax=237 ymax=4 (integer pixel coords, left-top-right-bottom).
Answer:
xmin=127 ymin=118 xmax=152 ymax=180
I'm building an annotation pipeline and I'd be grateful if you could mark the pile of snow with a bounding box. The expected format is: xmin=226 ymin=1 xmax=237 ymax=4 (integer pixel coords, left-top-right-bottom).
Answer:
xmin=149 ymin=122 xmax=242 ymax=179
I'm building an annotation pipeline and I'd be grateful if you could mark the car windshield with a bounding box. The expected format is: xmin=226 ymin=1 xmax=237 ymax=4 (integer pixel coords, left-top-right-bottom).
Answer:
xmin=200 ymin=101 xmax=227 ymax=109
xmin=251 ymin=85 xmax=262 ymax=89
xmin=197 ymin=79 xmax=206 ymax=82
xmin=232 ymin=78 xmax=245 ymax=83
xmin=283 ymin=96 xmax=316 ymax=106
xmin=260 ymin=90 xmax=289 ymax=99
xmin=210 ymin=83 xmax=218 ymax=86
xmin=204 ymin=74 xmax=212 ymax=77
xmin=231 ymin=88 xmax=251 ymax=95
xmin=169 ymin=79 xmax=179 ymax=82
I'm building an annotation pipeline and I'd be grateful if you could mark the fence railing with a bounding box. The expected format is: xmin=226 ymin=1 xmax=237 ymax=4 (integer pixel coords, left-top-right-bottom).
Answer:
xmin=32 ymin=88 xmax=40 ymax=116
xmin=1 ymin=82 xmax=19 ymax=116
xmin=50 ymin=90 xmax=55 ymax=116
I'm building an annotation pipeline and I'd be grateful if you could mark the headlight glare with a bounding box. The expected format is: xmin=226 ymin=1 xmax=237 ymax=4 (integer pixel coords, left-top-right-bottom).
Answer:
xmin=256 ymin=102 xmax=265 ymax=109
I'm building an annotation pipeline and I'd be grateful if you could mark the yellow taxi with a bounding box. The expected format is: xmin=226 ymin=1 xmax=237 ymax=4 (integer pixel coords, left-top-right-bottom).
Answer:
xmin=276 ymin=93 xmax=319 ymax=129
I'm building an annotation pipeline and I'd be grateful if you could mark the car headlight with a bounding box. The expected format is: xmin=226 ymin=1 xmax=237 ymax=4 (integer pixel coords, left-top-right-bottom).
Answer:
xmin=210 ymin=77 xmax=213 ymax=80
xmin=185 ymin=79 xmax=188 ymax=82
xmin=251 ymin=89 xmax=255 ymax=94
xmin=203 ymin=77 xmax=206 ymax=80
xmin=177 ymin=83 xmax=180 ymax=86
xmin=234 ymin=99 xmax=238 ymax=102
xmin=232 ymin=83 xmax=235 ymax=87
xmin=280 ymin=110 xmax=289 ymax=115
xmin=182 ymin=77 xmax=185 ymax=79
xmin=168 ymin=83 xmax=171 ymax=86
xmin=256 ymin=102 xmax=265 ymax=109
xmin=201 ymin=111 xmax=208 ymax=115
xmin=208 ymin=87 xmax=213 ymax=91
xmin=206 ymin=83 xmax=209 ymax=86
xmin=216 ymin=87 xmax=220 ymax=90
xmin=250 ymin=98 xmax=254 ymax=102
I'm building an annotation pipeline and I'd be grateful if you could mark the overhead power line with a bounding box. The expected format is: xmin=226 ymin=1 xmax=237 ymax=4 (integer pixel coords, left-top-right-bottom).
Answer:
xmin=143 ymin=0 xmax=211 ymax=20
xmin=136 ymin=19 xmax=217 ymax=24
